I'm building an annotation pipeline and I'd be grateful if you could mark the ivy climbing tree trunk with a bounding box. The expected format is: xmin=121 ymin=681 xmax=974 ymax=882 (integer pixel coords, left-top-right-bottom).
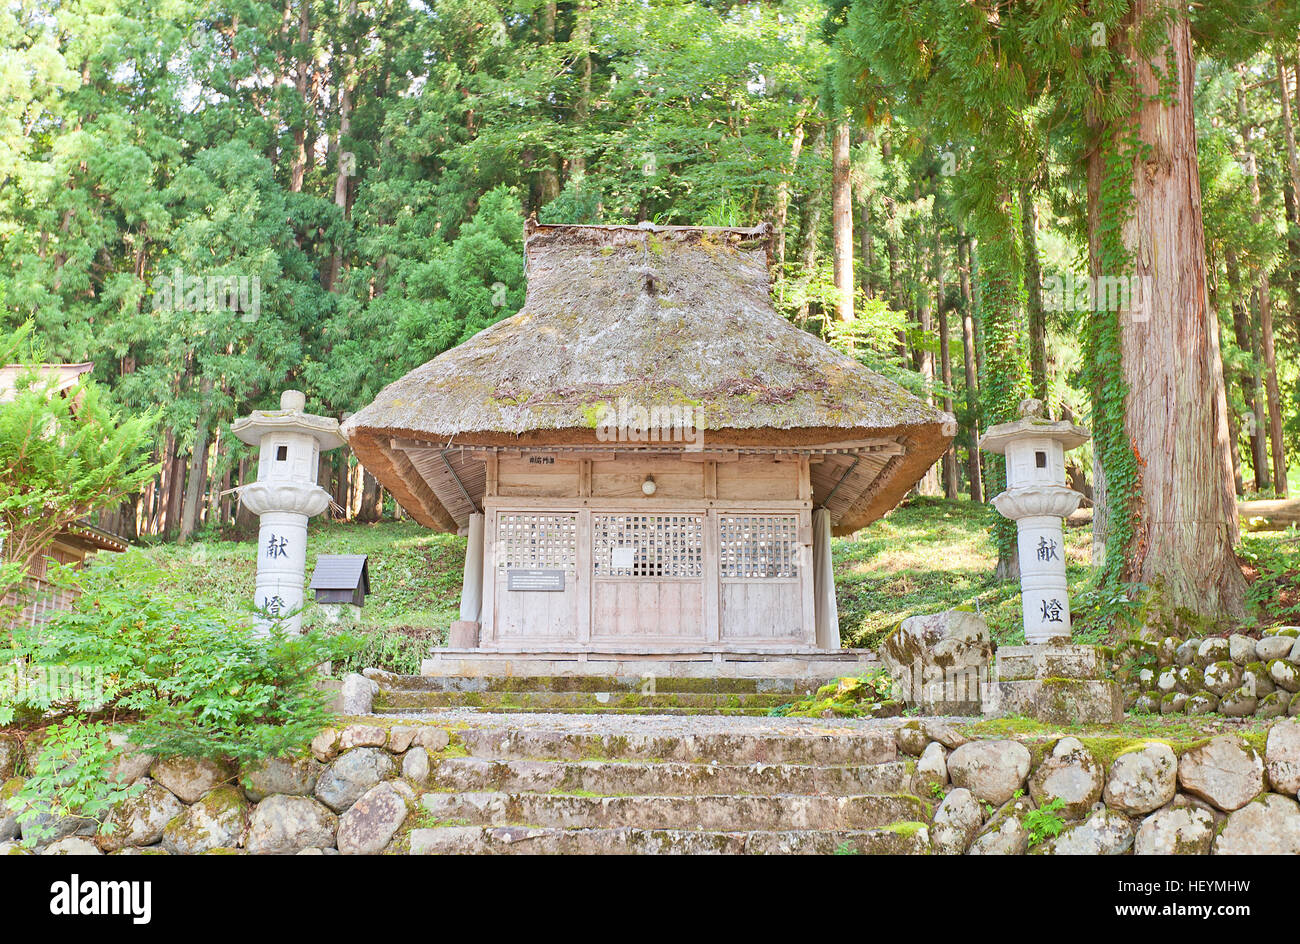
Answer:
xmin=936 ymin=229 xmax=958 ymax=498
xmin=974 ymin=190 xmax=1029 ymax=581
xmin=1019 ymin=182 xmax=1049 ymax=404
xmin=959 ymin=235 xmax=983 ymax=503
xmin=831 ymin=120 xmax=854 ymax=335
xmin=1118 ymin=0 xmax=1246 ymax=616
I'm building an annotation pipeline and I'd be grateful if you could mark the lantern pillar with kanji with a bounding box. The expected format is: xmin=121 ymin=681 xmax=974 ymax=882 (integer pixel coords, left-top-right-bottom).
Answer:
xmin=232 ymin=390 xmax=345 ymax=634
xmin=979 ymin=399 xmax=1090 ymax=643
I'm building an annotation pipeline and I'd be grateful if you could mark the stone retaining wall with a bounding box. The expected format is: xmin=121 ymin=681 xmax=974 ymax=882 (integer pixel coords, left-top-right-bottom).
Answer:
xmin=1111 ymin=627 xmax=1300 ymax=720
xmin=901 ymin=717 xmax=1300 ymax=854
xmin=2 ymin=717 xmax=1298 ymax=854
xmin=0 ymin=722 xmax=450 ymax=855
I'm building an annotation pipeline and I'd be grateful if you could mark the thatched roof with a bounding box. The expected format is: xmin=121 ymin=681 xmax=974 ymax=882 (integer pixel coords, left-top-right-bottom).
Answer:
xmin=343 ymin=222 xmax=952 ymax=536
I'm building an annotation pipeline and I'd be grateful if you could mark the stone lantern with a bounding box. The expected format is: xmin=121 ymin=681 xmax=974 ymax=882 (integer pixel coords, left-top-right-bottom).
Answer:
xmin=979 ymin=399 xmax=1089 ymax=643
xmin=978 ymin=399 xmax=1122 ymax=724
xmin=232 ymin=390 xmax=345 ymax=634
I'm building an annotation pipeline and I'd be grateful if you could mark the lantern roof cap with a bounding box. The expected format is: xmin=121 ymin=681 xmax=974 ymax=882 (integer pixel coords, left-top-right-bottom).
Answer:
xmin=232 ymin=389 xmax=346 ymax=450
xmin=979 ymin=399 xmax=1090 ymax=454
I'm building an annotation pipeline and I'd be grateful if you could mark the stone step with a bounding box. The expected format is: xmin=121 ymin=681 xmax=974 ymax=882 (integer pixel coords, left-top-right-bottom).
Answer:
xmin=373 ymin=689 xmax=797 ymax=713
xmin=381 ymin=705 xmax=779 ymax=716
xmin=374 ymin=672 xmax=830 ymax=696
xmin=431 ymin=756 xmax=915 ymax=796
xmin=420 ymin=790 xmax=931 ymax=831
xmin=453 ymin=725 xmax=899 ymax=766
xmin=409 ymin=824 xmax=931 ymax=855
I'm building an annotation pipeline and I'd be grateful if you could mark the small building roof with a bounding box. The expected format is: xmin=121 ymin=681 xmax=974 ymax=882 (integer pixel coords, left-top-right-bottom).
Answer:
xmin=309 ymin=554 xmax=370 ymax=593
xmin=0 ymin=362 xmax=93 ymax=404
xmin=342 ymin=222 xmax=953 ymax=536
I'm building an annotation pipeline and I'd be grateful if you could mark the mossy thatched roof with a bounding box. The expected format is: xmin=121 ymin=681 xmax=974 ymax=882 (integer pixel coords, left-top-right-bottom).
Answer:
xmin=343 ymin=222 xmax=952 ymax=535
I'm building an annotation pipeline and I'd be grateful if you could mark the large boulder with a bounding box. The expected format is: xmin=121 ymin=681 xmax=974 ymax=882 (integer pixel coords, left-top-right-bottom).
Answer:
xmin=0 ymin=777 xmax=23 ymax=842
xmin=947 ymin=740 xmax=1031 ymax=806
xmin=1028 ymin=737 xmax=1102 ymax=820
xmin=105 ymin=733 xmax=154 ymax=786
xmin=1270 ymin=660 xmax=1300 ymax=694
xmin=1257 ymin=692 xmax=1288 ymax=720
xmin=1102 ymin=742 xmax=1178 ymax=815
xmin=1256 ymin=636 xmax=1295 ymax=661
xmin=240 ymin=756 xmax=322 ymax=803
xmin=930 ymin=788 xmax=982 ymax=855
xmin=1034 ymin=807 xmax=1135 ymax=855
xmin=894 ymin=722 xmax=929 ymax=757
xmin=100 ymin=778 xmax=184 ymax=853
xmin=340 ymin=674 xmax=378 ymax=715
xmin=42 ymin=836 xmax=102 ymax=855
xmin=1265 ymin=719 xmax=1300 ymax=796
xmin=245 ymin=795 xmax=338 ymax=855
xmin=339 ymin=724 xmax=388 ymax=751
xmin=1196 ymin=637 xmax=1230 ymax=667
xmin=968 ymin=796 xmax=1034 ymax=855
xmin=401 ymin=747 xmax=431 ymax=785
xmin=1228 ymin=634 xmax=1257 ymax=666
xmin=311 ymin=728 xmax=341 ymax=763
xmin=911 ymin=742 xmax=948 ymax=796
xmin=1178 ymin=736 xmax=1265 ymax=812
xmin=336 ymin=782 xmax=410 ymax=855
xmin=1133 ymin=806 xmax=1215 ymax=855
xmin=161 ymin=785 xmax=249 ymax=855
xmin=0 ymin=734 xmax=18 ymax=781
xmin=314 ymin=748 xmax=396 ymax=813
xmin=413 ymin=727 xmax=451 ymax=753
xmin=1202 ymin=661 xmax=1242 ymax=697
xmin=1212 ymin=794 xmax=1300 ymax=855
xmin=881 ymin=609 xmax=992 ymax=713
xmin=150 ymin=757 xmax=232 ymax=805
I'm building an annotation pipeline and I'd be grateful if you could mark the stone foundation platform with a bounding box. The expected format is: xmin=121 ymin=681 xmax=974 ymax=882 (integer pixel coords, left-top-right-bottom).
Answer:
xmin=984 ymin=643 xmax=1123 ymax=724
xmin=421 ymin=646 xmax=881 ymax=681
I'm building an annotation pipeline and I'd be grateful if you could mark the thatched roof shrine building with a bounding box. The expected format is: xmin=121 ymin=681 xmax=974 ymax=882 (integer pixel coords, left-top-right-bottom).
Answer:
xmin=343 ymin=222 xmax=951 ymax=665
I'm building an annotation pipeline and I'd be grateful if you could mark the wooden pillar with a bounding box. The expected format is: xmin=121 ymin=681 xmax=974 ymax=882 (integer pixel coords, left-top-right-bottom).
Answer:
xmin=450 ymin=511 xmax=484 ymax=648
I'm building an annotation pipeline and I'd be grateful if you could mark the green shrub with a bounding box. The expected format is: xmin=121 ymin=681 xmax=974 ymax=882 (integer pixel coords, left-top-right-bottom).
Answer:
xmin=3 ymin=552 xmax=356 ymax=763
xmin=8 ymin=718 xmax=143 ymax=845
xmin=1024 ymin=797 xmax=1067 ymax=846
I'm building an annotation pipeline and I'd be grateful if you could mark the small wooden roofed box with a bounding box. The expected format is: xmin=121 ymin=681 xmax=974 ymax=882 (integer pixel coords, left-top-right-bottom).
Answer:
xmin=342 ymin=222 xmax=953 ymax=659
xmin=309 ymin=554 xmax=371 ymax=607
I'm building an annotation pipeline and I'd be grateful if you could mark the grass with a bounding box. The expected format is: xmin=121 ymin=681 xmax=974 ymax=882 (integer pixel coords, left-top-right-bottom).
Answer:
xmin=133 ymin=496 xmax=1300 ymax=671
xmin=139 ymin=519 xmax=464 ymax=674
xmin=834 ymin=495 xmax=1092 ymax=648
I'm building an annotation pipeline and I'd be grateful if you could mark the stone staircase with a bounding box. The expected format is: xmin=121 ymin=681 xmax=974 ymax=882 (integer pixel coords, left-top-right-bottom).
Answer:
xmin=372 ymin=672 xmax=833 ymax=716
xmin=396 ymin=713 xmax=935 ymax=854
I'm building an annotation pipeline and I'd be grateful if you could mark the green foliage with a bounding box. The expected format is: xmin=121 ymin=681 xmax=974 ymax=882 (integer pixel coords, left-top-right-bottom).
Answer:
xmin=1070 ymin=574 xmax=1147 ymax=642
xmin=1239 ymin=534 xmax=1300 ymax=625
xmin=0 ymin=323 xmax=157 ymax=587
xmin=328 ymin=626 xmax=432 ymax=678
xmin=8 ymin=719 xmax=143 ymax=845
xmin=143 ymin=519 xmax=464 ymax=644
xmin=1024 ymin=796 xmax=1068 ymax=846
xmin=4 ymin=553 xmax=353 ymax=763
xmin=834 ymin=496 xmax=1092 ymax=647
xmin=768 ymin=669 xmax=900 ymax=717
